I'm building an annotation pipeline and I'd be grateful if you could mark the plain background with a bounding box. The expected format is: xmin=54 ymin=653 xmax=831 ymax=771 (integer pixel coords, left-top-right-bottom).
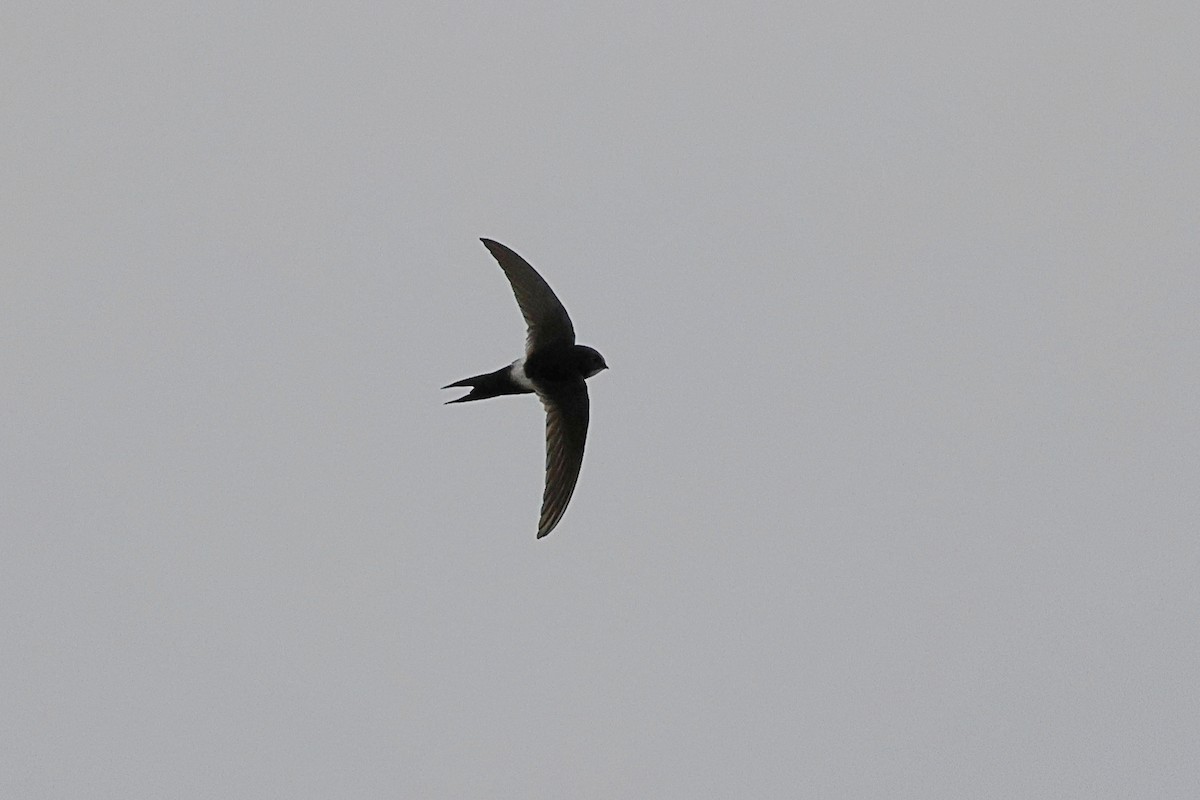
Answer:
xmin=4 ymin=2 xmax=1198 ymax=797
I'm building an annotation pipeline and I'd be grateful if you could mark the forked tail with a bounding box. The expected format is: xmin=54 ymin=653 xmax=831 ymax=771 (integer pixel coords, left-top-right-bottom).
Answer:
xmin=442 ymin=366 xmax=532 ymax=404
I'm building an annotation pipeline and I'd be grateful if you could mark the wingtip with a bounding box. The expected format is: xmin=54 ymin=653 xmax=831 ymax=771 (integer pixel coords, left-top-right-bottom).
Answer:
xmin=479 ymin=238 xmax=513 ymax=257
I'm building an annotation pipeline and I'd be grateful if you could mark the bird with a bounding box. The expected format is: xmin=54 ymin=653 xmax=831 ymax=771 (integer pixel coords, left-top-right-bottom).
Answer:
xmin=443 ymin=238 xmax=608 ymax=538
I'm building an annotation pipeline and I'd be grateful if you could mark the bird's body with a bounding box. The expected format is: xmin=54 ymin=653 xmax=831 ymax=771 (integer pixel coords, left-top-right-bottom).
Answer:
xmin=443 ymin=239 xmax=608 ymax=538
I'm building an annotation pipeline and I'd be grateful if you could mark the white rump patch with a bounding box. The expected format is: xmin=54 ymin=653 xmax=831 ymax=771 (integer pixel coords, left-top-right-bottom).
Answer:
xmin=509 ymin=357 xmax=535 ymax=391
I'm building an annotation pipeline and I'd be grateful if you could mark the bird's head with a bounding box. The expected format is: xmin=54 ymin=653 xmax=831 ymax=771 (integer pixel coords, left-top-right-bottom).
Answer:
xmin=575 ymin=345 xmax=609 ymax=379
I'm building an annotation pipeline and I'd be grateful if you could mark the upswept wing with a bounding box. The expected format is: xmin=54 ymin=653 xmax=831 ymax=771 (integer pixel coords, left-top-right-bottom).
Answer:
xmin=480 ymin=238 xmax=575 ymax=354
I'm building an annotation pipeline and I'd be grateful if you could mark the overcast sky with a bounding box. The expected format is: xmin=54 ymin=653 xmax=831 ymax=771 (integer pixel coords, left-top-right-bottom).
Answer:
xmin=4 ymin=2 xmax=1199 ymax=797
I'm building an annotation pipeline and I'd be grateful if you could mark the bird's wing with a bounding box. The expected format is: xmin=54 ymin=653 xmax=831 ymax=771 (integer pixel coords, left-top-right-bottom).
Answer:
xmin=536 ymin=379 xmax=589 ymax=538
xmin=480 ymin=238 xmax=575 ymax=354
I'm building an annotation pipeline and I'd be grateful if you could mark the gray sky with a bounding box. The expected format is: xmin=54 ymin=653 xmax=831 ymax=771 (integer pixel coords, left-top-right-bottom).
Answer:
xmin=4 ymin=2 xmax=1199 ymax=797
